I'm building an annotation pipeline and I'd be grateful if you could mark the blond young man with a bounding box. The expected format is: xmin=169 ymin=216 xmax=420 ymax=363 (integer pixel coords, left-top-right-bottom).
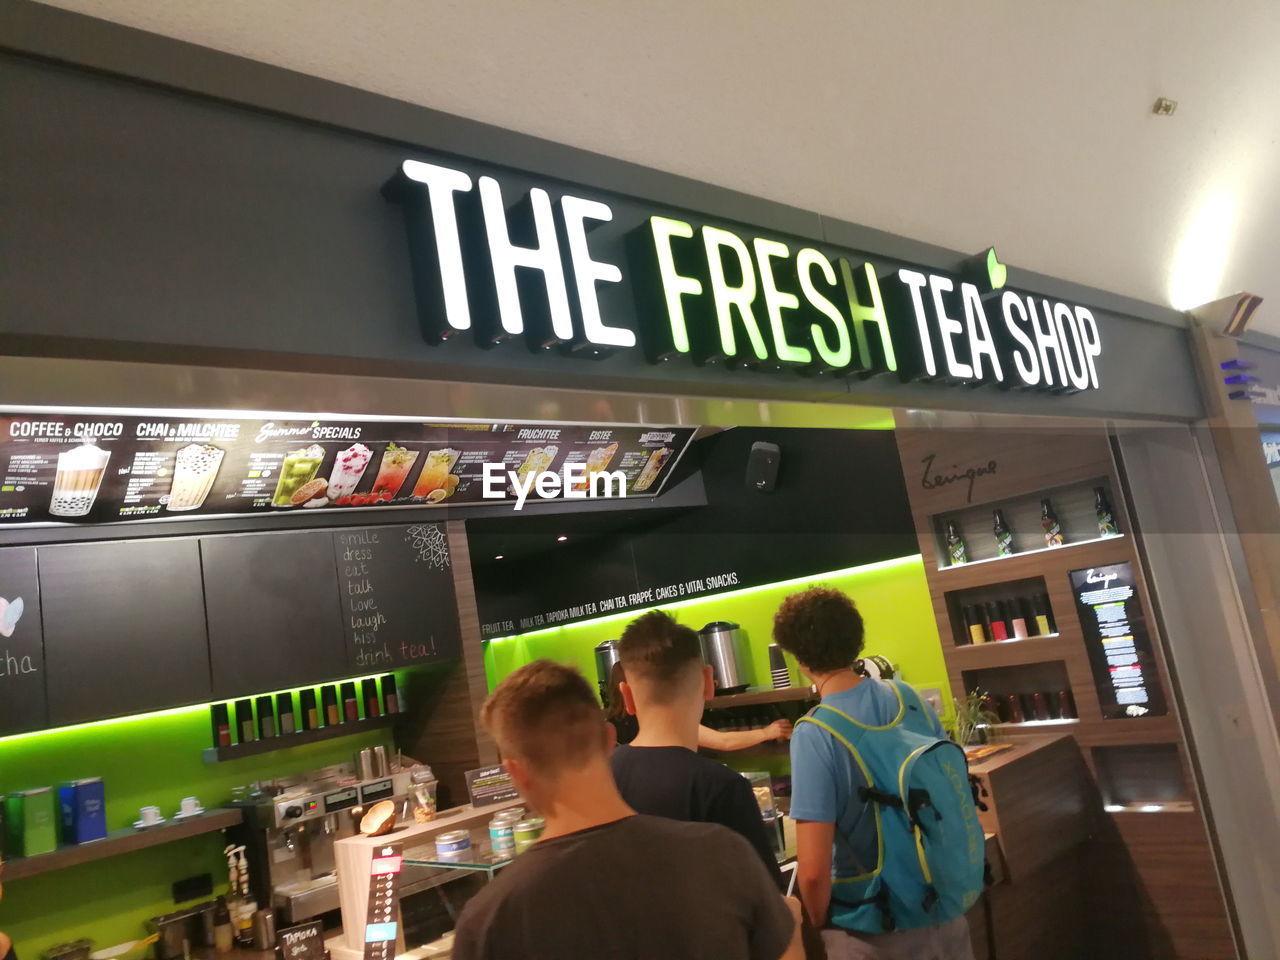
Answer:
xmin=452 ymin=659 xmax=804 ymax=960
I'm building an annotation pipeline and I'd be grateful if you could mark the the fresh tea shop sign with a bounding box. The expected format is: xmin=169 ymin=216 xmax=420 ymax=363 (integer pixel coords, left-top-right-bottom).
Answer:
xmin=384 ymin=160 xmax=1102 ymax=393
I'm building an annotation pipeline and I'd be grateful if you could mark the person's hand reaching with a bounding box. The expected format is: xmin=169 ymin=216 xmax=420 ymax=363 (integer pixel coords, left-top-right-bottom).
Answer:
xmin=766 ymin=719 xmax=793 ymax=741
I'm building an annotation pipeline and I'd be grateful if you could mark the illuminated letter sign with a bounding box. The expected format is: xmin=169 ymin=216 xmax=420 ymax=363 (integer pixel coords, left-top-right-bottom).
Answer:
xmin=386 ymin=160 xmax=1103 ymax=394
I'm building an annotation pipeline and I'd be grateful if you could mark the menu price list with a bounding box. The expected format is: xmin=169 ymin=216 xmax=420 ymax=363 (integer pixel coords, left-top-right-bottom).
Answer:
xmin=1069 ymin=563 xmax=1167 ymax=719
xmin=364 ymin=844 xmax=403 ymax=960
xmin=0 ymin=414 xmax=693 ymax=525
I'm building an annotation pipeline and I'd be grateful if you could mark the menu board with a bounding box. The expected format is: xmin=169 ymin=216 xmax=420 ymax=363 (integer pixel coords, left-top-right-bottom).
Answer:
xmin=364 ymin=843 xmax=404 ymax=960
xmin=0 ymin=412 xmax=694 ymax=525
xmin=334 ymin=525 xmax=460 ymax=670
xmin=1069 ymin=563 xmax=1167 ymax=719
xmin=0 ymin=546 xmax=45 ymax=735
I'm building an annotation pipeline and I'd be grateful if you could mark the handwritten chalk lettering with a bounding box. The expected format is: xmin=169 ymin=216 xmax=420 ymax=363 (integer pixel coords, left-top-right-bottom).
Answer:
xmin=355 ymin=644 xmax=392 ymax=666
xmin=1 ymin=649 xmax=38 ymax=677
xmin=400 ymin=637 xmax=438 ymax=660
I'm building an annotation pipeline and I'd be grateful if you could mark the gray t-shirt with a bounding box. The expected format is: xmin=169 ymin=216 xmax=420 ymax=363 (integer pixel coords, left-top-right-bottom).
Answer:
xmin=452 ymin=814 xmax=794 ymax=960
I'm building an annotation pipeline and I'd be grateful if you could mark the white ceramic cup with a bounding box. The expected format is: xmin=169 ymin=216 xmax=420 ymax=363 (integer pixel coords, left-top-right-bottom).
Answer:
xmin=139 ymin=805 xmax=162 ymax=825
xmin=180 ymin=796 xmax=201 ymax=816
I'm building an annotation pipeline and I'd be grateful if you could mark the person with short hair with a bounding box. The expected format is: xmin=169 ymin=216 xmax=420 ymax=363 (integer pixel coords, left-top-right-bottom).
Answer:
xmin=610 ymin=610 xmax=786 ymax=886
xmin=452 ymin=659 xmax=804 ymax=960
xmin=774 ymin=587 xmax=973 ymax=960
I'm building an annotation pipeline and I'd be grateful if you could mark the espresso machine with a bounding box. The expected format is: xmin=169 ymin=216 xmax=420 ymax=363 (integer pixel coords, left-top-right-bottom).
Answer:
xmin=229 ymin=763 xmax=413 ymax=924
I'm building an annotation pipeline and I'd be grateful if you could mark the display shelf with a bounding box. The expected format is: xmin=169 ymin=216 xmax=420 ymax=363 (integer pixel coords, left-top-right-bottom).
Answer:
xmin=707 ymin=687 xmax=816 ymax=710
xmin=936 ymin=533 xmax=1126 ymax=575
xmin=202 ymin=714 xmax=396 ymax=763
xmin=2 ymin=808 xmax=242 ymax=881
xmin=950 ymin=633 xmax=1067 ymax=666
xmin=986 ymin=718 xmax=1080 ymax=731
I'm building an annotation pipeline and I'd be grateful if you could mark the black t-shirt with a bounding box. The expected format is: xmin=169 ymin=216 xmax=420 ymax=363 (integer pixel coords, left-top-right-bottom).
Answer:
xmin=609 ymin=713 xmax=639 ymax=746
xmin=452 ymin=815 xmax=792 ymax=960
xmin=611 ymin=745 xmax=784 ymax=889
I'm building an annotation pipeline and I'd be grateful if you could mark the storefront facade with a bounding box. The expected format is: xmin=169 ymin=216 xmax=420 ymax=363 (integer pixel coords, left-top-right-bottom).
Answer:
xmin=3 ymin=3 xmax=1279 ymax=958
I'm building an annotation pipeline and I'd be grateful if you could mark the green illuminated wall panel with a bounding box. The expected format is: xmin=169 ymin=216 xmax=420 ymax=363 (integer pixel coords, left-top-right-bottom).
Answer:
xmin=484 ymin=555 xmax=947 ymax=708
xmin=0 ymin=686 xmax=392 ymax=955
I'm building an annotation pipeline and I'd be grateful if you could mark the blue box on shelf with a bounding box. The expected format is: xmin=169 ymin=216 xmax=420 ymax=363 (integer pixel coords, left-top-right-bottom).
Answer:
xmin=59 ymin=777 xmax=107 ymax=845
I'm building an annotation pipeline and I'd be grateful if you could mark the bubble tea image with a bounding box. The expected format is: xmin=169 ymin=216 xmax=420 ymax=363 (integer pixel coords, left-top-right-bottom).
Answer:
xmin=271 ymin=444 xmax=326 ymax=507
xmin=166 ymin=443 xmax=226 ymax=511
xmin=49 ymin=441 xmax=112 ymax=518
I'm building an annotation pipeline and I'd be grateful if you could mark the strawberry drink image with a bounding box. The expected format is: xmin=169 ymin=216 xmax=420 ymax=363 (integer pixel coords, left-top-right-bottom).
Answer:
xmin=326 ymin=443 xmax=372 ymax=501
xmin=370 ymin=442 xmax=419 ymax=500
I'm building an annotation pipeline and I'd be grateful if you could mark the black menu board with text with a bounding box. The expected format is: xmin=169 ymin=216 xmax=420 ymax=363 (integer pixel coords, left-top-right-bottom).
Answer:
xmin=334 ymin=524 xmax=460 ymax=670
xmin=0 ymin=412 xmax=694 ymax=525
xmin=0 ymin=546 xmax=46 ymax=735
xmin=1069 ymin=562 xmax=1167 ymax=719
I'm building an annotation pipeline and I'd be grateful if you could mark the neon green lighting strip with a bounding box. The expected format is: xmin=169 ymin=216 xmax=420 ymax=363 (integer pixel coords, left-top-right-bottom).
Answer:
xmin=0 ymin=672 xmax=390 ymax=746
xmin=485 ymin=554 xmax=922 ymax=644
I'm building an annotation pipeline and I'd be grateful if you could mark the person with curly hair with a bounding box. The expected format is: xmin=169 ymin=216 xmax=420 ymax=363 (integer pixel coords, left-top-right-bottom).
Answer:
xmin=773 ymin=587 xmax=971 ymax=960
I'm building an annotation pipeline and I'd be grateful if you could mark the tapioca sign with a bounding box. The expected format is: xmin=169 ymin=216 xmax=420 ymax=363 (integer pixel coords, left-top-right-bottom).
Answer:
xmin=384 ymin=161 xmax=1103 ymax=393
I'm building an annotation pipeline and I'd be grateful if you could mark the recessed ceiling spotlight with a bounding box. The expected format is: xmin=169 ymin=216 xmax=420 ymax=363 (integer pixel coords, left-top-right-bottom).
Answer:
xmin=1152 ymin=97 xmax=1177 ymax=116
xmin=557 ymin=535 xmax=568 ymax=542
xmin=494 ymin=554 xmax=504 ymax=560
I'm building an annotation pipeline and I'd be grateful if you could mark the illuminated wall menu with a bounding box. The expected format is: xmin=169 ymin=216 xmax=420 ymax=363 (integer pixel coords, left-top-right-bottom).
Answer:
xmin=1069 ymin=563 xmax=1167 ymax=719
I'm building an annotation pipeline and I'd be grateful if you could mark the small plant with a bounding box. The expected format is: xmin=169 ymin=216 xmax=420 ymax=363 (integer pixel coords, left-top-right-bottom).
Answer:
xmin=948 ymin=689 xmax=1000 ymax=746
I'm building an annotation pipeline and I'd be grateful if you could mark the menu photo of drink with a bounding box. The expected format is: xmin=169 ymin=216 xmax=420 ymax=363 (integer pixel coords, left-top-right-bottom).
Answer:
xmin=0 ymin=412 xmax=695 ymax=525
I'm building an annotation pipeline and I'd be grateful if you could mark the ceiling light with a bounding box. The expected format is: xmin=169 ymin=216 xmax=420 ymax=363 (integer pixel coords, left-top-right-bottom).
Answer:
xmin=494 ymin=554 xmax=504 ymax=560
xmin=557 ymin=535 xmax=568 ymax=542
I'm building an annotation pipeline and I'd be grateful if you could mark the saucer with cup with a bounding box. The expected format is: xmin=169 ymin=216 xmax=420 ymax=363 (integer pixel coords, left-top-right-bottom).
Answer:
xmin=133 ymin=805 xmax=166 ymax=829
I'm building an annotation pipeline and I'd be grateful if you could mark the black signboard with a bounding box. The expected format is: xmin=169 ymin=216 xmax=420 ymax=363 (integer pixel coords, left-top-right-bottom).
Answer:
xmin=334 ymin=525 xmax=460 ymax=670
xmin=0 ymin=546 xmax=46 ymax=735
xmin=1069 ymin=563 xmax=1167 ymax=719
xmin=202 ymin=531 xmax=349 ymax=696
xmin=278 ymin=920 xmax=325 ymax=960
xmin=0 ymin=412 xmax=694 ymax=525
xmin=464 ymin=765 xmax=520 ymax=808
xmin=38 ymin=539 xmax=214 ymax=726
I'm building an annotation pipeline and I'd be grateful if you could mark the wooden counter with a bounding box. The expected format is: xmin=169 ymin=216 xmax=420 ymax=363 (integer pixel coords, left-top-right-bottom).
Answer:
xmin=332 ymin=799 xmax=524 ymax=960
xmin=966 ymin=733 xmax=1090 ymax=881
xmin=965 ymin=734 xmax=1094 ymax=960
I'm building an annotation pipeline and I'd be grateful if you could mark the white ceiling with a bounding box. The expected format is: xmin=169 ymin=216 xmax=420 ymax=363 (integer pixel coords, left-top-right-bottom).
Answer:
xmin=35 ymin=0 xmax=1280 ymax=333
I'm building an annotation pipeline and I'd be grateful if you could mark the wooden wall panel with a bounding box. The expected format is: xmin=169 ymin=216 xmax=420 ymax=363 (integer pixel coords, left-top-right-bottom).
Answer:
xmin=895 ymin=416 xmax=1235 ymax=958
xmin=397 ymin=521 xmax=497 ymax=805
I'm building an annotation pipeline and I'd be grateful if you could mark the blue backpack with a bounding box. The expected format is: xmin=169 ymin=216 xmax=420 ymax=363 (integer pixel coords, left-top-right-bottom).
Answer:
xmin=796 ymin=682 xmax=985 ymax=934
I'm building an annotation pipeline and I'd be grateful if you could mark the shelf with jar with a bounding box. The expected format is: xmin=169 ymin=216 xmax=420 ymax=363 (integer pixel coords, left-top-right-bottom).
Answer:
xmin=960 ymin=659 xmax=1079 ymax=727
xmin=933 ymin=478 xmax=1124 ymax=574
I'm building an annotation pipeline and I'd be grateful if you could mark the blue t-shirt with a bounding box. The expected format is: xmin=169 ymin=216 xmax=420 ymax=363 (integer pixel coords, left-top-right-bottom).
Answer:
xmin=789 ymin=678 xmax=945 ymax=881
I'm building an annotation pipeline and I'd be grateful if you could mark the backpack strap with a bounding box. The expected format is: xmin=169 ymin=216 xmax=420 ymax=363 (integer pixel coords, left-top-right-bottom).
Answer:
xmin=795 ymin=703 xmax=886 ymax=885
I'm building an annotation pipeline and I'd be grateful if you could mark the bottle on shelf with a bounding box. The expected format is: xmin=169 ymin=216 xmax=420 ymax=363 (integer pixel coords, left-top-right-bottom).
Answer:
xmin=1095 ymin=486 xmax=1120 ymax=537
xmin=255 ymin=696 xmax=276 ymax=739
xmin=992 ymin=509 xmax=1015 ymax=556
xmin=1002 ymin=694 xmax=1025 ymax=723
xmin=1030 ymin=692 xmax=1051 ymax=721
xmin=1040 ymin=498 xmax=1064 ymax=547
xmin=963 ymin=605 xmax=988 ymax=644
xmin=276 ymin=692 xmax=296 ymax=735
xmin=1009 ymin=598 xmax=1030 ymax=640
xmin=986 ymin=602 xmax=1009 ymax=642
xmin=945 ymin=520 xmax=968 ymax=566
xmin=1056 ymin=689 xmax=1077 ymax=719
xmin=1033 ymin=593 xmax=1056 ymax=635
xmin=299 ymin=688 xmax=318 ymax=731
xmin=211 ymin=703 xmax=231 ymax=748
